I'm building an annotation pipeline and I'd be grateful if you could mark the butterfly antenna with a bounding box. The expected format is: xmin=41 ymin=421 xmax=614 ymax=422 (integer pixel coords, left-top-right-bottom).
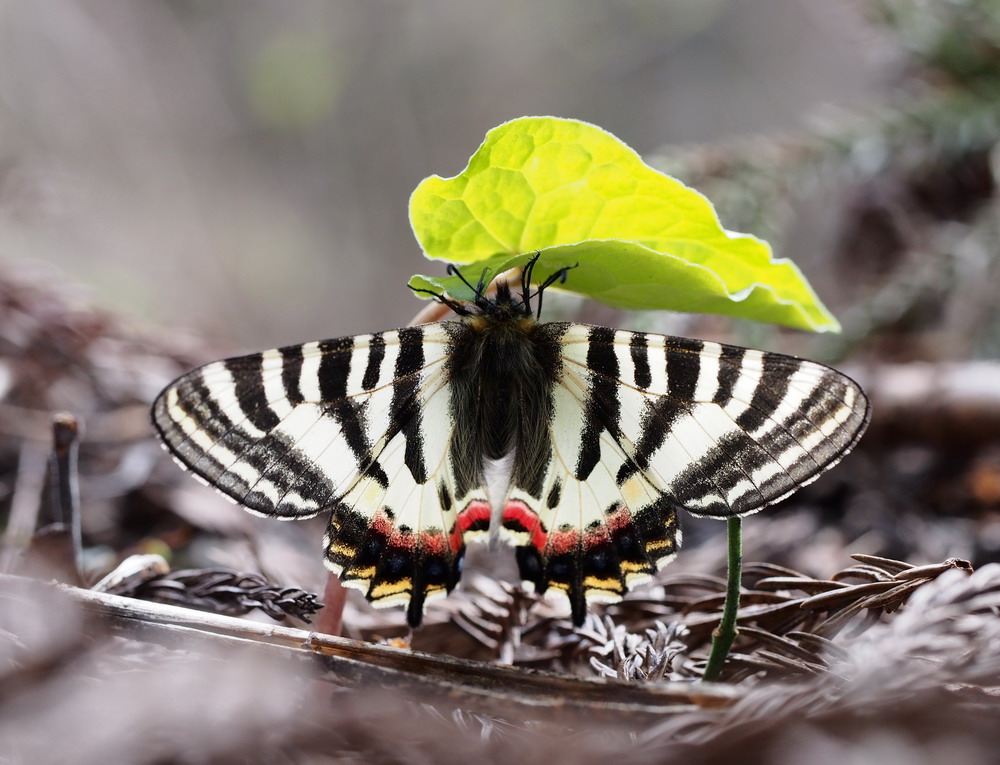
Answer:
xmin=532 ymin=262 xmax=577 ymax=319
xmin=446 ymin=263 xmax=487 ymax=298
xmin=447 ymin=263 xmax=494 ymax=303
xmin=475 ymin=267 xmax=492 ymax=297
xmin=410 ymin=285 xmax=469 ymax=316
xmin=520 ymin=251 xmax=542 ymax=311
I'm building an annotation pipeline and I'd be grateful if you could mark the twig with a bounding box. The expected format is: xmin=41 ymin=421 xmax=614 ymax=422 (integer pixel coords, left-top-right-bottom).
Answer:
xmin=853 ymin=361 xmax=1000 ymax=447
xmin=0 ymin=439 xmax=48 ymax=573
xmin=0 ymin=573 xmax=740 ymax=724
xmin=46 ymin=413 xmax=83 ymax=580
xmin=316 ymin=572 xmax=347 ymax=636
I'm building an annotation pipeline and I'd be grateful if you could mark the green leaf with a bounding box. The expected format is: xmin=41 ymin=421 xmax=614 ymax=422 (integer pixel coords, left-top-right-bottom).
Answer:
xmin=408 ymin=116 xmax=839 ymax=332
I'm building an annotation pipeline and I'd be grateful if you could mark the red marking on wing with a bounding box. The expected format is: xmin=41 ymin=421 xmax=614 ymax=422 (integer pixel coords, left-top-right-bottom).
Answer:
xmin=377 ymin=510 xmax=456 ymax=557
xmin=545 ymin=505 xmax=628 ymax=556
xmin=501 ymin=500 xmax=548 ymax=550
xmin=457 ymin=500 xmax=491 ymax=530
xmin=418 ymin=529 xmax=450 ymax=556
xmin=372 ymin=508 xmax=396 ymax=538
xmin=605 ymin=503 xmax=634 ymax=531
xmin=545 ymin=527 xmax=581 ymax=556
xmin=387 ymin=523 xmax=415 ymax=551
xmin=449 ymin=500 xmax=491 ymax=551
xmin=583 ymin=522 xmax=611 ymax=548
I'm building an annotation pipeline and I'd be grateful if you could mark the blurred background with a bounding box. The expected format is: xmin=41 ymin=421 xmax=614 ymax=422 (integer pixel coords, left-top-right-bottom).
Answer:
xmin=0 ymin=0 xmax=889 ymax=348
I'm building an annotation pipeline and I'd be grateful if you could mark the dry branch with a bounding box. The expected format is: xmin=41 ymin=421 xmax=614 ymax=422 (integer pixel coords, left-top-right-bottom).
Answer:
xmin=1 ymin=573 xmax=738 ymax=725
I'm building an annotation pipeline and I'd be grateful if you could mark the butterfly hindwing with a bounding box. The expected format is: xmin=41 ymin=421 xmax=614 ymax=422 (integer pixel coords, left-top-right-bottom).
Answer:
xmin=503 ymin=394 xmax=678 ymax=624
xmin=152 ymin=324 xmax=479 ymax=625
xmin=503 ymin=323 xmax=870 ymax=623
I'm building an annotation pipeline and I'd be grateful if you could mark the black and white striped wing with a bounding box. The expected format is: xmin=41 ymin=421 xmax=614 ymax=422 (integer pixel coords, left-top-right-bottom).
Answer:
xmin=152 ymin=325 xmax=485 ymax=625
xmin=501 ymin=323 xmax=870 ymax=624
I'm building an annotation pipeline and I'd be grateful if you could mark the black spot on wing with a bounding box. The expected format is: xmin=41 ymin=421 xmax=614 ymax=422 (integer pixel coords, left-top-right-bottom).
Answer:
xmin=362 ymin=332 xmax=386 ymax=391
xmin=546 ymin=479 xmax=562 ymax=509
xmin=175 ymin=374 xmax=236 ymax=441
xmin=392 ymin=327 xmax=427 ymax=484
xmin=576 ymin=326 xmax=619 ymax=481
xmin=227 ymin=354 xmax=280 ymax=432
xmin=666 ymin=340 xmax=702 ymax=402
xmin=713 ymin=345 xmax=746 ymax=406
xmin=608 ymin=511 xmax=656 ymax=576
xmin=616 ymin=396 xmax=685 ymax=484
xmin=736 ymin=352 xmax=792 ymax=433
xmin=632 ymin=496 xmax=679 ymax=559
xmin=629 ymin=332 xmax=651 ymax=389
xmin=318 ymin=338 xmax=354 ymax=403
xmin=332 ymin=399 xmax=388 ymax=488
xmin=280 ymin=345 xmax=304 ymax=405
xmin=438 ymin=482 xmax=452 ymax=511
xmin=327 ymin=505 xmax=385 ymax=573
xmin=515 ymin=546 xmax=544 ymax=591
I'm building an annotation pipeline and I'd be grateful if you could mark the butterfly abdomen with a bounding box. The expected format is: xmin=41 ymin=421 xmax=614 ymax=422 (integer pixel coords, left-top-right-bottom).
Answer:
xmin=445 ymin=309 xmax=562 ymax=494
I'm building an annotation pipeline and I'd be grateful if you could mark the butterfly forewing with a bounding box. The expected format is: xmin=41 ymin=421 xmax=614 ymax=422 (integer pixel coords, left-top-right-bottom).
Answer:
xmin=563 ymin=326 xmax=869 ymax=514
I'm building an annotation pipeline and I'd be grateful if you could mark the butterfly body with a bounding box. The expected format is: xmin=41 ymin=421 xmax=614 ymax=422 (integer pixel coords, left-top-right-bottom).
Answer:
xmin=152 ymin=263 xmax=870 ymax=628
xmin=444 ymin=284 xmax=560 ymax=496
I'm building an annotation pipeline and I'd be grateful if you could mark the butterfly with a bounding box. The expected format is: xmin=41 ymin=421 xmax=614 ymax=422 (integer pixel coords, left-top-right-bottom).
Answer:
xmin=151 ymin=255 xmax=870 ymax=628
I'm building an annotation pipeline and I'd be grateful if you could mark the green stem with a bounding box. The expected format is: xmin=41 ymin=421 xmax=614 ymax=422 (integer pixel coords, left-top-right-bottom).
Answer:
xmin=702 ymin=516 xmax=743 ymax=682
